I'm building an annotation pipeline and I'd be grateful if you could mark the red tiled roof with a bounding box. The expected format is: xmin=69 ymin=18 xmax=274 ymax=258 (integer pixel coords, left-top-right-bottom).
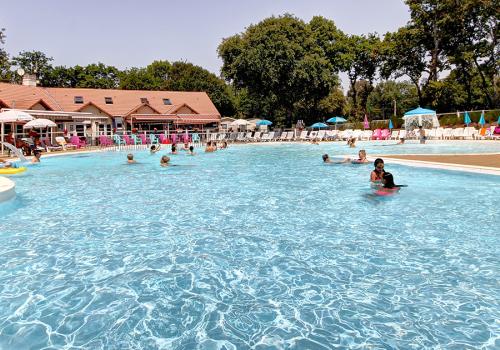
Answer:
xmin=0 ymin=83 xmax=220 ymax=120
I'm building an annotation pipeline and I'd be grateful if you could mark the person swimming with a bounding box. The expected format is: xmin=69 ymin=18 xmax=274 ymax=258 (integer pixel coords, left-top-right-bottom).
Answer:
xmin=351 ymin=149 xmax=368 ymax=164
xmin=31 ymin=150 xmax=42 ymax=163
xmin=171 ymin=144 xmax=178 ymax=154
xmin=188 ymin=145 xmax=195 ymax=155
xmin=370 ymin=158 xmax=385 ymax=184
xmin=127 ymin=153 xmax=137 ymax=164
xmin=322 ymin=154 xmax=332 ymax=163
xmin=160 ymin=155 xmax=170 ymax=167
xmin=347 ymin=137 xmax=356 ymax=148
xmin=150 ymin=144 xmax=161 ymax=154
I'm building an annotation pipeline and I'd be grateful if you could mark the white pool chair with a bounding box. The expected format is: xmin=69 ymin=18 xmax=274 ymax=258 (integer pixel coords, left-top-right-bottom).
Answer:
xmin=236 ymin=132 xmax=245 ymax=142
xmin=266 ymin=131 xmax=275 ymax=141
xmin=316 ymin=130 xmax=326 ymax=140
xmin=309 ymin=131 xmax=318 ymax=140
xmin=452 ymin=128 xmax=465 ymax=139
xmin=390 ymin=130 xmax=399 ymax=140
xmin=252 ymin=131 xmax=262 ymax=142
xmin=244 ymin=132 xmax=253 ymax=142
xmin=427 ymin=129 xmax=436 ymax=139
xmin=286 ymin=132 xmax=295 ymax=141
xmin=351 ymin=129 xmax=362 ymax=140
xmin=443 ymin=128 xmax=453 ymax=140
xmin=398 ymin=130 xmax=406 ymax=139
xmin=435 ymin=128 xmax=444 ymax=139
xmin=299 ymin=131 xmax=309 ymax=141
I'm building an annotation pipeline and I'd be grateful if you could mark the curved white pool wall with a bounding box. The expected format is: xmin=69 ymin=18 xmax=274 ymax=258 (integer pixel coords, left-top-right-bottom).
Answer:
xmin=0 ymin=176 xmax=15 ymax=202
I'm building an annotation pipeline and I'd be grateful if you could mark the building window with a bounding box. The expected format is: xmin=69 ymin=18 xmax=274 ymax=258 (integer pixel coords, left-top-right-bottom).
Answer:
xmin=105 ymin=97 xmax=113 ymax=104
xmin=163 ymin=98 xmax=172 ymax=105
xmin=140 ymin=97 xmax=149 ymax=104
xmin=74 ymin=96 xmax=84 ymax=104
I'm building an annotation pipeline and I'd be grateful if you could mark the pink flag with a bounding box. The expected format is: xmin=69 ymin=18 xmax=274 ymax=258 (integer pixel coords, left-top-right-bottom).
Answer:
xmin=363 ymin=114 xmax=369 ymax=129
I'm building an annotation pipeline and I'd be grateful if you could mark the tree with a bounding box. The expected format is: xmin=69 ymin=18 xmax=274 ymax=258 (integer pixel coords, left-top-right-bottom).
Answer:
xmin=339 ymin=34 xmax=381 ymax=118
xmin=381 ymin=26 xmax=427 ymax=104
xmin=11 ymin=50 xmax=53 ymax=81
xmin=165 ymin=61 xmax=236 ymax=117
xmin=367 ymin=80 xmax=419 ymax=119
xmin=0 ymin=27 xmax=10 ymax=81
xmin=218 ymin=14 xmax=337 ymax=126
xmin=405 ymin=0 xmax=450 ymax=83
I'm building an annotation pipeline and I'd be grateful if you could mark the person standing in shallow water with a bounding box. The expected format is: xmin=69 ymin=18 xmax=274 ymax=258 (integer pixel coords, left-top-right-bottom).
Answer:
xmin=370 ymin=158 xmax=385 ymax=184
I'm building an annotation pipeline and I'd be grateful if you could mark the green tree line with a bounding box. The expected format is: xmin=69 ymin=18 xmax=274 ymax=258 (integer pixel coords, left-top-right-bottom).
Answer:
xmin=1 ymin=0 xmax=498 ymax=126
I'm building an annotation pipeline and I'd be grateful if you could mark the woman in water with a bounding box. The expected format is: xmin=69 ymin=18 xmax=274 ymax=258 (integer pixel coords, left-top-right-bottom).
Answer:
xmin=370 ymin=158 xmax=385 ymax=185
xmin=171 ymin=144 xmax=178 ymax=154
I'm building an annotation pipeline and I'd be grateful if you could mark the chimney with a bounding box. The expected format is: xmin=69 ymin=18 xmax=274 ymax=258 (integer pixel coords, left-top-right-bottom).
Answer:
xmin=22 ymin=74 xmax=37 ymax=86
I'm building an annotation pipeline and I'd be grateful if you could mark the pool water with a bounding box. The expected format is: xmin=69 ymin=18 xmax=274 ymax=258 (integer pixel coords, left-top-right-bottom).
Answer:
xmin=0 ymin=144 xmax=499 ymax=349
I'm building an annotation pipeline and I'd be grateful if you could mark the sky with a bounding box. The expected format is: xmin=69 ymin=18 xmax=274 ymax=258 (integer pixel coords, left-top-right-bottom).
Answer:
xmin=1 ymin=0 xmax=411 ymax=89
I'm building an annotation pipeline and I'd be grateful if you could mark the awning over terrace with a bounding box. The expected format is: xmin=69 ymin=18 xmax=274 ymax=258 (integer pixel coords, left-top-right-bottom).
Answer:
xmin=128 ymin=114 xmax=220 ymax=124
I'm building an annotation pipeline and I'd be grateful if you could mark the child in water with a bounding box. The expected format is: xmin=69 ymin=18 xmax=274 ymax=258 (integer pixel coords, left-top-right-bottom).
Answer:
xmin=171 ymin=144 xmax=178 ymax=154
xmin=374 ymin=172 xmax=405 ymax=196
xmin=127 ymin=153 xmax=137 ymax=164
xmin=188 ymin=145 xmax=195 ymax=155
xmin=160 ymin=155 xmax=170 ymax=167
xmin=150 ymin=144 xmax=161 ymax=154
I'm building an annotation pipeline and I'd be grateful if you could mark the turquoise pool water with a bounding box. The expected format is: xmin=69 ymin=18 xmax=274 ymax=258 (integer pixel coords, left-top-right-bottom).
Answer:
xmin=0 ymin=144 xmax=499 ymax=349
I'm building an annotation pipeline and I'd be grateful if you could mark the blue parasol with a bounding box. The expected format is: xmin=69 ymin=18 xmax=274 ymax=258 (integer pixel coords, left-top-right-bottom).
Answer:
xmin=478 ymin=111 xmax=485 ymax=126
xmin=464 ymin=111 xmax=471 ymax=126
xmin=388 ymin=119 xmax=394 ymax=129
xmin=256 ymin=119 xmax=272 ymax=126
xmin=310 ymin=122 xmax=328 ymax=129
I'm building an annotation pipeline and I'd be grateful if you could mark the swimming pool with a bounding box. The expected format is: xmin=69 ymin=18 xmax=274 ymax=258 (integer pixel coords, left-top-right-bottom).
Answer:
xmin=1 ymin=144 xmax=499 ymax=349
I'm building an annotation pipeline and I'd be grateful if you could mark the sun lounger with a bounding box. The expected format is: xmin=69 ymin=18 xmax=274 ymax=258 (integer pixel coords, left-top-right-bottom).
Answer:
xmin=236 ymin=132 xmax=245 ymax=142
xmin=390 ymin=130 xmax=399 ymax=140
xmin=286 ymin=131 xmax=295 ymax=141
xmin=99 ymin=135 xmax=113 ymax=146
xmin=41 ymin=137 xmax=63 ymax=151
xmin=398 ymin=130 xmax=406 ymax=139
xmin=149 ymin=134 xmax=159 ymax=145
xmin=113 ymin=135 xmax=126 ymax=145
xmin=316 ymin=130 xmax=326 ymax=140
xmin=452 ymin=128 xmax=465 ymax=139
xmin=55 ymin=136 xmax=77 ymax=151
xmin=244 ymin=132 xmax=253 ymax=142
xmin=434 ymin=128 xmax=444 ymax=139
xmin=265 ymin=131 xmax=275 ymax=141
xmin=252 ymin=131 xmax=262 ymax=142
xmin=309 ymin=131 xmax=318 ymax=140
xmin=299 ymin=131 xmax=309 ymax=141
xmin=352 ymin=129 xmax=362 ymax=140
xmin=69 ymin=136 xmax=86 ymax=148
xmin=442 ymin=128 xmax=453 ymax=140
xmin=371 ymin=129 xmax=381 ymax=140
